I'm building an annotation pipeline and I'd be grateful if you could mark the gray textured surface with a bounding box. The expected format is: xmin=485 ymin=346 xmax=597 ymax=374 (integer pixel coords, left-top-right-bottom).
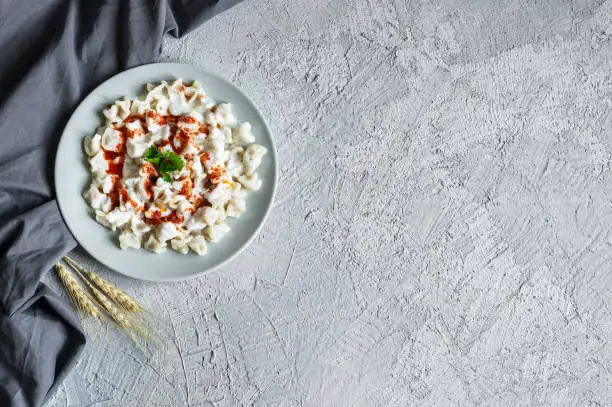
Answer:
xmin=45 ymin=0 xmax=612 ymax=406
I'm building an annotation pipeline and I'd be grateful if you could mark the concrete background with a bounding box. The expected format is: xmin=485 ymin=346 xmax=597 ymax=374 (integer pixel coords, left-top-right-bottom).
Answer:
xmin=46 ymin=0 xmax=612 ymax=405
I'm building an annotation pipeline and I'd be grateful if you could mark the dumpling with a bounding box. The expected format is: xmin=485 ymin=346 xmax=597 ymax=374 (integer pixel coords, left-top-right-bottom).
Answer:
xmin=204 ymin=223 xmax=230 ymax=243
xmin=150 ymin=125 xmax=170 ymax=144
xmin=125 ymin=119 xmax=145 ymax=137
xmin=167 ymin=194 xmax=188 ymax=211
xmin=144 ymin=234 xmax=166 ymax=253
xmin=103 ymin=100 xmax=130 ymax=123
xmin=168 ymin=90 xmax=190 ymax=115
xmin=208 ymin=126 xmax=226 ymax=141
xmin=185 ymin=141 xmax=200 ymax=155
xmin=176 ymin=199 xmax=194 ymax=217
xmin=225 ymin=198 xmax=246 ymax=218
xmin=119 ymin=230 xmax=141 ymax=250
xmin=155 ymin=222 xmax=179 ymax=242
xmin=83 ymin=184 xmax=112 ymax=212
xmin=89 ymin=151 xmax=108 ymax=174
xmin=94 ymin=173 xmax=115 ymax=194
xmin=145 ymin=82 xmax=165 ymax=99
xmin=146 ymin=112 xmax=165 ymax=132
xmin=238 ymin=173 xmax=262 ymax=191
xmin=188 ymin=235 xmax=207 ymax=255
xmin=103 ymin=105 xmax=121 ymax=123
xmin=130 ymin=99 xmax=148 ymax=116
xmin=204 ymin=182 xmax=233 ymax=207
xmin=194 ymin=206 xmax=222 ymax=228
xmin=101 ymin=128 xmax=123 ymax=152
xmin=129 ymin=217 xmax=151 ymax=236
xmin=153 ymin=179 xmax=173 ymax=203
xmin=189 ymin=155 xmax=206 ymax=184
xmin=243 ymin=144 xmax=266 ymax=175
xmin=171 ymin=235 xmax=191 ymax=254
xmin=126 ymin=137 xmax=149 ymax=158
xmin=153 ymin=97 xmax=170 ymax=115
xmin=122 ymin=157 xmax=140 ymax=179
xmin=215 ymin=103 xmax=237 ymax=126
xmin=95 ymin=210 xmax=112 ymax=228
xmin=124 ymin=177 xmax=148 ymax=205
xmin=177 ymin=112 xmax=203 ymax=132
xmin=226 ymin=147 xmax=244 ymax=178
xmin=84 ymin=134 xmax=101 ymax=156
xmin=232 ymin=122 xmax=255 ymax=144
xmin=186 ymin=215 xmax=205 ymax=232
xmin=106 ymin=208 xmax=132 ymax=229
xmin=116 ymin=100 xmax=131 ymax=120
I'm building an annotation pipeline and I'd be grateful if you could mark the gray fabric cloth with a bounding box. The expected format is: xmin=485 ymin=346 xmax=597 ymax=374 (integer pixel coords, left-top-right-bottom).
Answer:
xmin=0 ymin=1 xmax=242 ymax=406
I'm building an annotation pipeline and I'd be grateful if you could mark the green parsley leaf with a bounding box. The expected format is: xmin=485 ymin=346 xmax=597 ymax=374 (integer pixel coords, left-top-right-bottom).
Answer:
xmin=162 ymin=151 xmax=184 ymax=172
xmin=144 ymin=145 xmax=184 ymax=183
xmin=144 ymin=145 xmax=162 ymax=165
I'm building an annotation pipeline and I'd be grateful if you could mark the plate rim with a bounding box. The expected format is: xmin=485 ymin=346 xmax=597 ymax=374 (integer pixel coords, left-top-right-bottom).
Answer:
xmin=54 ymin=62 xmax=278 ymax=282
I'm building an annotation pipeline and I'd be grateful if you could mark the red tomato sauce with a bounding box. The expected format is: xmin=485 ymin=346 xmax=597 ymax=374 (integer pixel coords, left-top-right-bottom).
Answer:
xmin=144 ymin=210 xmax=184 ymax=225
xmin=101 ymin=106 xmax=210 ymax=215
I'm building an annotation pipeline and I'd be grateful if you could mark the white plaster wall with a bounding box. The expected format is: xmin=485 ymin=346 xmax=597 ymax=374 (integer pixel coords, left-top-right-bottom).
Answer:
xmin=47 ymin=0 xmax=612 ymax=405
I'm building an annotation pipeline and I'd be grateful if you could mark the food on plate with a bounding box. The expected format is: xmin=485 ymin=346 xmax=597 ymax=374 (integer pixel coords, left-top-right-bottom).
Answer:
xmin=83 ymin=79 xmax=266 ymax=255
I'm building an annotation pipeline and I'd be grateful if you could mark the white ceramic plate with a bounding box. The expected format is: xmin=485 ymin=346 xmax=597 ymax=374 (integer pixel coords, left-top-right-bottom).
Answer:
xmin=55 ymin=63 xmax=277 ymax=281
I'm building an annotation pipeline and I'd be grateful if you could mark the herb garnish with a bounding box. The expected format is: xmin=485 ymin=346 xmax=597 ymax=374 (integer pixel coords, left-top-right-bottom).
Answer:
xmin=144 ymin=145 xmax=184 ymax=182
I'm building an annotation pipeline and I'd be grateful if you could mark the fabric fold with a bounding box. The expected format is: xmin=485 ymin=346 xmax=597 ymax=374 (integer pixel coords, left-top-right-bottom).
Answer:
xmin=0 ymin=1 xmax=243 ymax=406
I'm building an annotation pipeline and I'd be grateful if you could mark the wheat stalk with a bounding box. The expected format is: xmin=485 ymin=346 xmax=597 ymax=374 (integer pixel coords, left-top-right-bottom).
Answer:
xmin=90 ymin=284 xmax=132 ymax=328
xmin=61 ymin=258 xmax=155 ymax=354
xmin=76 ymin=265 xmax=149 ymax=351
xmin=64 ymin=256 xmax=144 ymax=313
xmin=56 ymin=263 xmax=102 ymax=321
